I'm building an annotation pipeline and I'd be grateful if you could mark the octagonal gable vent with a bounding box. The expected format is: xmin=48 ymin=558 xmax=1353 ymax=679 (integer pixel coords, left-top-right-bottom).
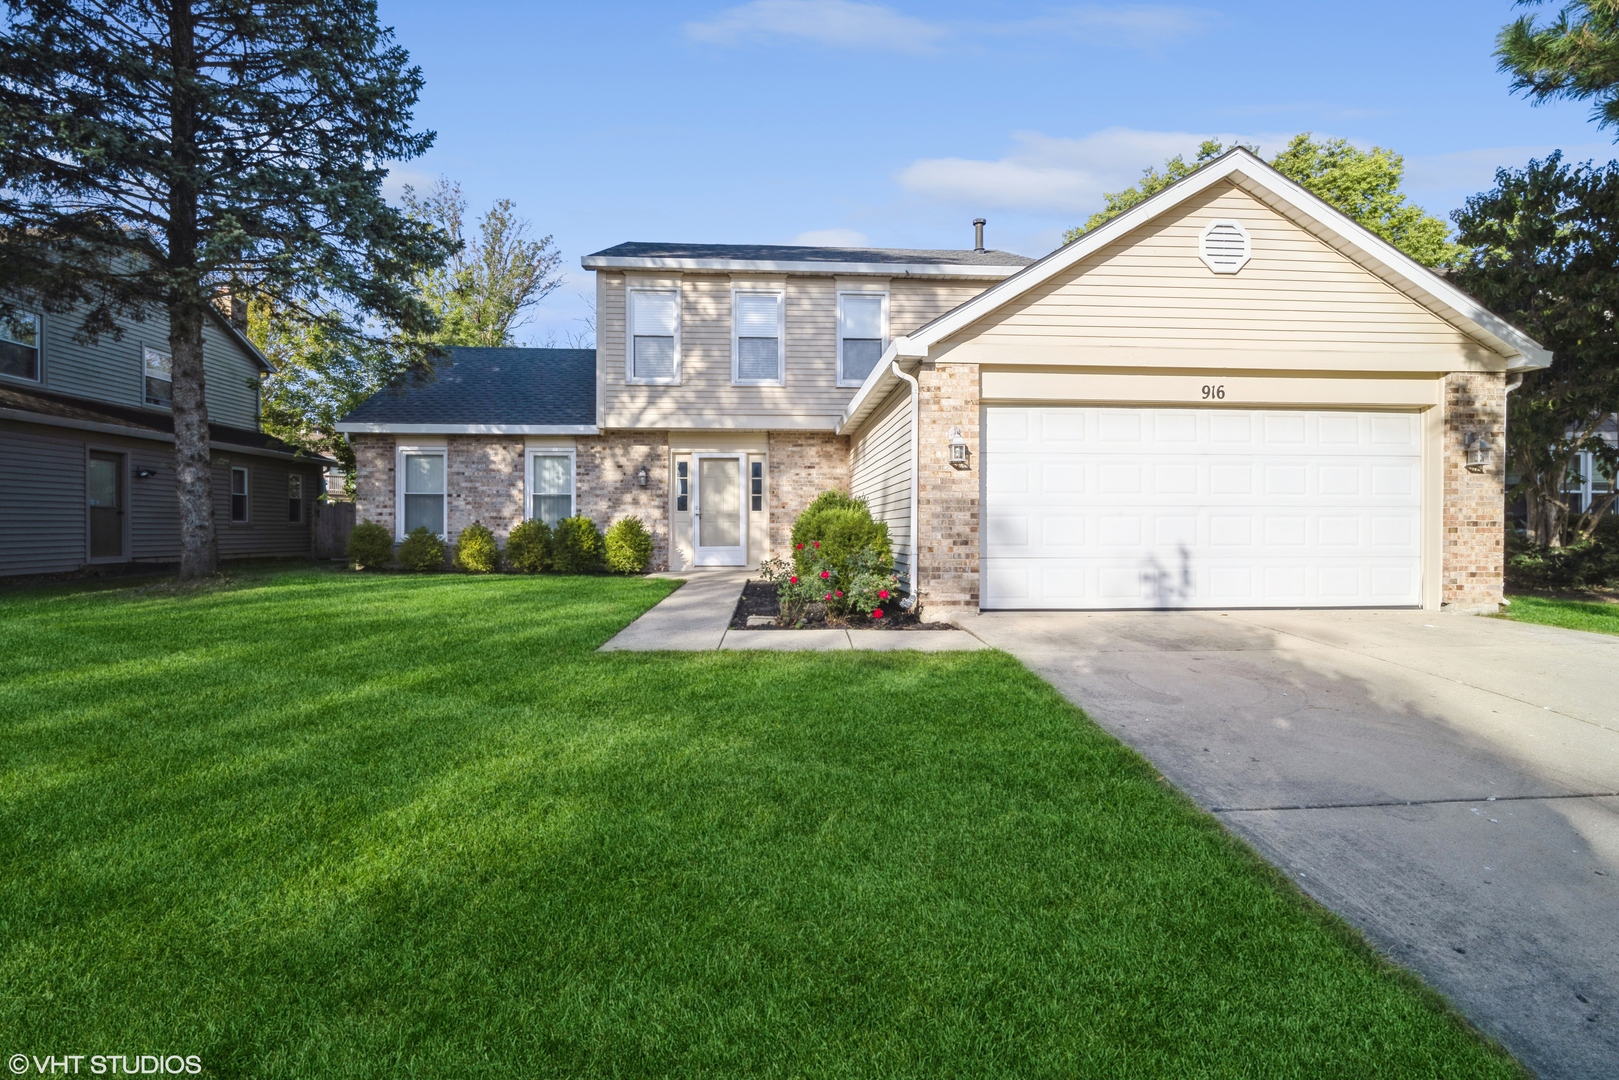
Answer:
xmin=1199 ymin=220 xmax=1251 ymax=274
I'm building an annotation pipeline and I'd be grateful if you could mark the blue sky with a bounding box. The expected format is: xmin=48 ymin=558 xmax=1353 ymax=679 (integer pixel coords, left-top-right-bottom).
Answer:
xmin=376 ymin=0 xmax=1617 ymax=345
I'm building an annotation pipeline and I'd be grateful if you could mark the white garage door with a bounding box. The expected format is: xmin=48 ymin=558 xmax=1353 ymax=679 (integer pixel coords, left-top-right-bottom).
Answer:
xmin=982 ymin=407 xmax=1422 ymax=610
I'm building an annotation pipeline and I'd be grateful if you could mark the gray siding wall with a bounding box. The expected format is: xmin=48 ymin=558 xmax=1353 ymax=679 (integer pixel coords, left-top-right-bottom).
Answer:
xmin=0 ymin=429 xmax=87 ymax=574
xmin=0 ymin=419 xmax=317 ymax=576
xmin=14 ymin=302 xmax=262 ymax=428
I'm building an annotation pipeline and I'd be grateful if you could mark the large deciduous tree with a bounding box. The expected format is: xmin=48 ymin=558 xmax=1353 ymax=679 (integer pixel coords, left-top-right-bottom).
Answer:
xmin=1067 ymin=134 xmax=1461 ymax=267
xmin=401 ymin=178 xmax=563 ymax=348
xmin=0 ymin=0 xmax=451 ymax=576
xmin=1452 ymin=153 xmax=1619 ymax=546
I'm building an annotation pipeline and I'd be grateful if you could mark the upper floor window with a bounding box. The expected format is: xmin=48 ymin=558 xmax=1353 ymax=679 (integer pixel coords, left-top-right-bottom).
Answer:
xmin=838 ymin=292 xmax=886 ymax=386
xmin=733 ymin=290 xmax=783 ymax=386
xmin=144 ymin=347 xmax=173 ymax=407
xmin=0 ymin=312 xmax=40 ymax=381
xmin=628 ymin=288 xmax=679 ymax=384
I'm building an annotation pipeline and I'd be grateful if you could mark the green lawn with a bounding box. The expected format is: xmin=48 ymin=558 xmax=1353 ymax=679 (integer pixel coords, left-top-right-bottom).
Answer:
xmin=1503 ymin=593 xmax=1619 ymax=636
xmin=0 ymin=567 xmax=1520 ymax=1078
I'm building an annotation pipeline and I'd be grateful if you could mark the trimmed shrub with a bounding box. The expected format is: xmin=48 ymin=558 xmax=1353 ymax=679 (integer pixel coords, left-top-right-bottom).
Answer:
xmin=397 ymin=526 xmax=446 ymax=572
xmin=790 ymin=490 xmax=892 ymax=587
xmin=552 ymin=515 xmax=604 ymax=574
xmin=347 ymin=519 xmax=393 ymax=570
xmin=505 ymin=518 xmax=553 ymax=572
xmin=453 ymin=521 xmax=500 ymax=573
xmin=604 ymin=517 xmax=654 ymax=574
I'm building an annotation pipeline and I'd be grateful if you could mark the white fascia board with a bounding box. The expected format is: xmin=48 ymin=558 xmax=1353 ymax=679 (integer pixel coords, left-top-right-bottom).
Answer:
xmin=333 ymin=422 xmax=600 ymax=435
xmin=581 ymin=255 xmax=1025 ymax=279
xmin=904 ymin=149 xmax=1551 ymax=370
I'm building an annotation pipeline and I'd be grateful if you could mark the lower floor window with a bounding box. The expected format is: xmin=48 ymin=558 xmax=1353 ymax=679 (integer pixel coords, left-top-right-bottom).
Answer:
xmin=229 ymin=467 xmax=249 ymax=523
xmin=288 ymin=474 xmax=304 ymax=523
xmin=530 ymin=452 xmax=574 ymax=527
xmin=402 ymin=451 xmax=446 ymax=536
xmin=750 ymin=460 xmax=763 ymax=511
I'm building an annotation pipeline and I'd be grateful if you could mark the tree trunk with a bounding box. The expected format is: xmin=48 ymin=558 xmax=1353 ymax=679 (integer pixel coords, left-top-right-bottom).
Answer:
xmin=1526 ymin=487 xmax=1566 ymax=549
xmin=170 ymin=299 xmax=217 ymax=576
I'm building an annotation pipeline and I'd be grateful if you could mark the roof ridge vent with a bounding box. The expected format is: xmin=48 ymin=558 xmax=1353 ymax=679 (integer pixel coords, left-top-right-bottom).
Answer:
xmin=1198 ymin=219 xmax=1251 ymax=274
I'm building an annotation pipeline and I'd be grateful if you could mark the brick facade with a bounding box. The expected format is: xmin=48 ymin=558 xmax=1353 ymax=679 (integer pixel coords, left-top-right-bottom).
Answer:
xmin=1441 ymin=371 xmax=1508 ymax=612
xmin=351 ymin=434 xmax=395 ymax=533
xmin=576 ymin=432 xmax=671 ymax=572
xmin=447 ymin=436 xmax=526 ymax=541
xmin=913 ymin=362 xmax=980 ymax=609
xmin=767 ymin=431 xmax=850 ymax=560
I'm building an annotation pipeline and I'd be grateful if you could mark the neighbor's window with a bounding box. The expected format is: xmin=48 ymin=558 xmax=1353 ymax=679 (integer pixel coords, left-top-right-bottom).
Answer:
xmin=750 ymin=460 xmax=763 ymax=512
xmin=229 ymin=467 xmax=249 ymax=523
xmin=287 ymin=474 xmax=304 ymax=523
xmin=402 ymin=451 xmax=445 ymax=536
xmin=530 ymin=452 xmax=574 ymax=528
xmin=676 ymin=460 xmax=689 ymax=512
xmin=144 ymin=347 xmax=173 ymax=407
xmin=733 ymin=291 xmax=783 ymax=384
xmin=629 ymin=289 xmax=678 ymax=383
xmin=838 ymin=292 xmax=885 ymax=386
xmin=0 ymin=312 xmax=40 ymax=381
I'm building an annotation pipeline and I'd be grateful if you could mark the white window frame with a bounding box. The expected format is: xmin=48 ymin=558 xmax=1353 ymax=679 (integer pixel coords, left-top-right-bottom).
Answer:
xmin=731 ymin=288 xmax=785 ymax=387
xmin=143 ymin=345 xmax=173 ymax=409
xmin=229 ymin=466 xmax=250 ymax=524
xmin=0 ymin=310 xmax=42 ymax=383
xmin=394 ymin=443 xmax=447 ymax=540
xmin=836 ymin=289 xmax=889 ymax=388
xmin=626 ymin=286 xmax=681 ymax=386
xmin=524 ymin=448 xmax=577 ymax=527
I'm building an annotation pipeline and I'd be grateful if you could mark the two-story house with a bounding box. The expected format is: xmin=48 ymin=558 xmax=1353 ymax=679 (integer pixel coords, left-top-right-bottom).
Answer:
xmin=0 ymin=296 xmax=330 ymax=577
xmin=340 ymin=150 xmax=1550 ymax=613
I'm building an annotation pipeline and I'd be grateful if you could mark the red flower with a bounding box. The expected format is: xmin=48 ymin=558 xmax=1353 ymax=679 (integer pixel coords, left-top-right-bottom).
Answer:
xmin=872 ymin=608 xmax=884 ymax=619
xmin=820 ymin=570 xmax=830 ymax=579
xmin=835 ymin=590 xmax=843 ymax=598
xmin=813 ymin=541 xmax=820 ymax=549
xmin=878 ymin=589 xmax=889 ymax=600
xmin=789 ymin=576 xmax=798 ymax=584
xmin=825 ymin=592 xmax=832 ymax=601
xmin=796 ymin=543 xmax=803 ymax=550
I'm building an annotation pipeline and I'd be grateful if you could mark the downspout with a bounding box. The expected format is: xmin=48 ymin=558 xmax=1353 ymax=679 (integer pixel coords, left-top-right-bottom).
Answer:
xmin=891 ymin=359 xmax=921 ymax=605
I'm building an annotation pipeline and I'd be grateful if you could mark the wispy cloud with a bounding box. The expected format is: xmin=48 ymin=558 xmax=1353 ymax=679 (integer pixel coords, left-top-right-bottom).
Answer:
xmin=683 ymin=2 xmax=1211 ymax=53
xmin=684 ymin=1 xmax=945 ymax=52
xmin=792 ymin=227 xmax=870 ymax=246
xmin=897 ymin=128 xmax=1292 ymax=215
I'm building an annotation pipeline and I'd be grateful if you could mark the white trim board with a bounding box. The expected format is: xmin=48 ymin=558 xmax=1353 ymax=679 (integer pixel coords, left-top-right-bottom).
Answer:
xmin=583 ymin=255 xmax=1026 ymax=278
xmin=335 ymin=423 xmax=599 ymax=435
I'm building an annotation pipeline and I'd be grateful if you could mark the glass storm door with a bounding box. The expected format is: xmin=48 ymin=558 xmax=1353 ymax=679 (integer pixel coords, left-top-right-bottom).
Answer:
xmin=693 ymin=454 xmax=745 ymax=566
xmin=87 ymin=452 xmax=126 ymax=560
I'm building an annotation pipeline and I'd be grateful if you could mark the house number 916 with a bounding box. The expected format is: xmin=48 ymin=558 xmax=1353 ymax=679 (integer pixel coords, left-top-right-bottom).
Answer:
xmin=1201 ymin=384 xmax=1226 ymax=400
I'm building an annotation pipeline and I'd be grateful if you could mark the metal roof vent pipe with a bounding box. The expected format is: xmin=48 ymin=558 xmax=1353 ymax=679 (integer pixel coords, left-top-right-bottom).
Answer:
xmin=973 ymin=218 xmax=986 ymax=252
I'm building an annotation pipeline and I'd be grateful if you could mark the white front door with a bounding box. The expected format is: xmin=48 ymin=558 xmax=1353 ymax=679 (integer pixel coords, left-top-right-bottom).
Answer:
xmin=982 ymin=406 xmax=1423 ymax=610
xmin=693 ymin=453 xmax=746 ymax=565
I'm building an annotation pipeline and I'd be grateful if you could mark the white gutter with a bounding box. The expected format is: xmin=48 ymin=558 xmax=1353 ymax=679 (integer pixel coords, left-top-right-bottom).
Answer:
xmin=581 ymin=255 xmax=1027 ymax=279
xmin=333 ymin=423 xmax=600 ymax=435
xmin=890 ymin=360 xmax=921 ymax=595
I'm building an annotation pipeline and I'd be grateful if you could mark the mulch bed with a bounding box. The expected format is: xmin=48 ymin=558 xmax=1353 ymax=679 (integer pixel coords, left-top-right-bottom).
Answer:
xmin=729 ymin=579 xmax=958 ymax=631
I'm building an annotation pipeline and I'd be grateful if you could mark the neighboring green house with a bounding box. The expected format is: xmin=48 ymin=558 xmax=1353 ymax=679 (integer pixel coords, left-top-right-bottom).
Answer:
xmin=0 ymin=296 xmax=330 ymax=576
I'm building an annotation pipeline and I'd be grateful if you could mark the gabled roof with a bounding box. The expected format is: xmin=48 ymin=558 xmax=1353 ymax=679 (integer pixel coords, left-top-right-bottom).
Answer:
xmin=335 ymin=347 xmax=597 ymax=434
xmin=582 ymin=242 xmax=1032 ymax=278
xmin=838 ymin=148 xmax=1552 ymax=433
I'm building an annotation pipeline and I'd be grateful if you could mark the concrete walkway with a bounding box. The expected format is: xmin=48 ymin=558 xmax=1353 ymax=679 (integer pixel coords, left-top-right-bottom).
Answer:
xmin=956 ymin=607 xmax=1619 ymax=1080
xmin=599 ymin=570 xmax=984 ymax=652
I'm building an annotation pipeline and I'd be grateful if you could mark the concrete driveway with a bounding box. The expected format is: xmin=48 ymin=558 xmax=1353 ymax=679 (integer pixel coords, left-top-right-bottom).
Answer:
xmin=954 ymin=608 xmax=1619 ymax=1079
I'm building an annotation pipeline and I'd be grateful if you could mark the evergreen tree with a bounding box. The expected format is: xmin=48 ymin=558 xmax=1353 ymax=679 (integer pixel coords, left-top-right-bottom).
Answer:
xmin=0 ymin=0 xmax=452 ymax=576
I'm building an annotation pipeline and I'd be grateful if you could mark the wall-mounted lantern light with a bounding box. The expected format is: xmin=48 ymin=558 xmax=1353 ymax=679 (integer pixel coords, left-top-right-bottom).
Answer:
xmin=948 ymin=427 xmax=970 ymax=470
xmin=636 ymin=466 xmax=649 ymax=487
xmin=135 ymin=468 xmax=159 ymax=479
xmin=1464 ymin=433 xmax=1493 ymax=473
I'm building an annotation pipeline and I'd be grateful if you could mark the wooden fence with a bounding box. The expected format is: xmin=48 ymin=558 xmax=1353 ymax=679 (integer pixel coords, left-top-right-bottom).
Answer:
xmin=313 ymin=500 xmax=355 ymax=560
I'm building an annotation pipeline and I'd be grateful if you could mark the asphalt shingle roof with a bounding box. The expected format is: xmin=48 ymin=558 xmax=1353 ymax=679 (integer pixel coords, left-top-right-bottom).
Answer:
xmin=339 ymin=347 xmax=595 ymax=427
xmin=585 ymin=242 xmax=1034 ymax=267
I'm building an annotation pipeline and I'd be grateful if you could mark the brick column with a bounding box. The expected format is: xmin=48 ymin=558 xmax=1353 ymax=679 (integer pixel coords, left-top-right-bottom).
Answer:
xmin=915 ymin=361 xmax=980 ymax=610
xmin=767 ymin=431 xmax=850 ymax=560
xmin=351 ymin=435 xmax=395 ymax=532
xmin=1441 ymin=371 xmax=1508 ymax=612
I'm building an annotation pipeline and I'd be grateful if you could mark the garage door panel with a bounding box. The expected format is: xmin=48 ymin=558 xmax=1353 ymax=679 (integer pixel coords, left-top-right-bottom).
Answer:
xmin=983 ymin=406 xmax=1423 ymax=610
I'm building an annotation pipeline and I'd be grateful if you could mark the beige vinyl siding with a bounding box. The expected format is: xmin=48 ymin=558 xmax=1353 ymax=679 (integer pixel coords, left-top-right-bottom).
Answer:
xmin=601 ymin=273 xmax=1000 ymax=430
xmin=31 ymin=302 xmax=264 ymax=427
xmin=932 ymin=180 xmax=1499 ymax=372
xmin=849 ymin=384 xmax=913 ymax=576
